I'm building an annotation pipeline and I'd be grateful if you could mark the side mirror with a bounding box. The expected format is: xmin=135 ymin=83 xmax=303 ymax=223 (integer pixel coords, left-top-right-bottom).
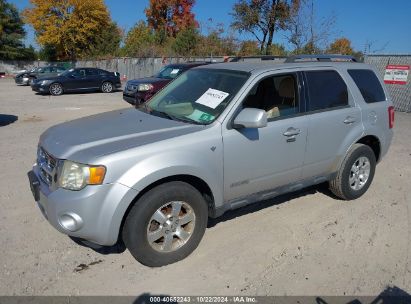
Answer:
xmin=233 ymin=108 xmax=267 ymax=129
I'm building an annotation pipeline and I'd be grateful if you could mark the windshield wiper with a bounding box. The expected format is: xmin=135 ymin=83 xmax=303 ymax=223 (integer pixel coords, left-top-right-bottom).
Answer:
xmin=172 ymin=116 xmax=205 ymax=125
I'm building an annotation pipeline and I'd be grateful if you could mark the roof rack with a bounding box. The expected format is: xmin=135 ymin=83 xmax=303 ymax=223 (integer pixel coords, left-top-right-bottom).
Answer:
xmin=285 ymin=54 xmax=358 ymax=63
xmin=229 ymin=55 xmax=286 ymax=62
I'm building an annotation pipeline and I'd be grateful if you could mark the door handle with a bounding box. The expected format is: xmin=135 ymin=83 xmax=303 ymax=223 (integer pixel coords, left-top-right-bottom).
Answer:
xmin=343 ymin=116 xmax=356 ymax=124
xmin=283 ymin=127 xmax=301 ymax=137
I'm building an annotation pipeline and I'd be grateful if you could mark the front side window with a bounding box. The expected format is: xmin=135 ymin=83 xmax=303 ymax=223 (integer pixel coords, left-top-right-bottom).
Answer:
xmin=144 ymin=69 xmax=250 ymax=125
xmin=243 ymin=74 xmax=299 ymax=119
xmin=305 ymin=70 xmax=348 ymax=111
xmin=348 ymin=69 xmax=386 ymax=103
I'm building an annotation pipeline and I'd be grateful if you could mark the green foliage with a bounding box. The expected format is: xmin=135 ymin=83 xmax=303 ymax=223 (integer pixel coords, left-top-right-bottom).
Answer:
xmin=266 ymin=43 xmax=287 ymax=56
xmin=38 ymin=44 xmax=58 ymax=61
xmin=123 ymin=21 xmax=156 ymax=57
xmin=0 ymin=0 xmax=28 ymax=60
xmin=86 ymin=22 xmax=122 ymax=59
xmin=231 ymin=0 xmax=300 ymax=53
xmin=172 ymin=27 xmax=199 ymax=56
xmin=237 ymin=40 xmax=260 ymax=56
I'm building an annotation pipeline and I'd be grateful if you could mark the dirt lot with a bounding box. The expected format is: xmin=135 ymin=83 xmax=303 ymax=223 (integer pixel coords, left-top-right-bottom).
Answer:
xmin=0 ymin=78 xmax=410 ymax=297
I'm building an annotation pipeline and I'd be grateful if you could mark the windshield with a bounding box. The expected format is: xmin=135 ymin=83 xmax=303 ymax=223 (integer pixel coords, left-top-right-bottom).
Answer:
xmin=155 ymin=66 xmax=184 ymax=79
xmin=143 ymin=69 xmax=250 ymax=125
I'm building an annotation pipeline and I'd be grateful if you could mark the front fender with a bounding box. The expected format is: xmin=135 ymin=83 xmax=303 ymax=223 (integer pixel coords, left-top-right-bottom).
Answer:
xmin=118 ymin=151 xmax=223 ymax=207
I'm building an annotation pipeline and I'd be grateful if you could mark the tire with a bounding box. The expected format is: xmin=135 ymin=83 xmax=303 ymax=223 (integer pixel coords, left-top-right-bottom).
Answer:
xmin=101 ymin=81 xmax=113 ymax=93
xmin=122 ymin=181 xmax=208 ymax=267
xmin=49 ymin=83 xmax=63 ymax=96
xmin=329 ymin=143 xmax=376 ymax=200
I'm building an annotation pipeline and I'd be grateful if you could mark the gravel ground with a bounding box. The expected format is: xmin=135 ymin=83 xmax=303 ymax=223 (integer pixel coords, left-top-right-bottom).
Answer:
xmin=0 ymin=78 xmax=410 ymax=297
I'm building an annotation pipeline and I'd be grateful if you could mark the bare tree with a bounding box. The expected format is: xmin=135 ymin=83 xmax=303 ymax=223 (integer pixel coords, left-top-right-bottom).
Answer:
xmin=363 ymin=39 xmax=389 ymax=54
xmin=285 ymin=0 xmax=338 ymax=54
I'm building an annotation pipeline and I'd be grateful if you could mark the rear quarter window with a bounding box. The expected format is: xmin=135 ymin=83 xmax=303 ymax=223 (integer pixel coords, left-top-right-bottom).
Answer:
xmin=305 ymin=70 xmax=348 ymax=111
xmin=348 ymin=69 xmax=386 ymax=103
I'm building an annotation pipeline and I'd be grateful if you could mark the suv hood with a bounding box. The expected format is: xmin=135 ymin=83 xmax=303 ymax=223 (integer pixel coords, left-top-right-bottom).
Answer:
xmin=127 ymin=77 xmax=170 ymax=85
xmin=40 ymin=108 xmax=204 ymax=163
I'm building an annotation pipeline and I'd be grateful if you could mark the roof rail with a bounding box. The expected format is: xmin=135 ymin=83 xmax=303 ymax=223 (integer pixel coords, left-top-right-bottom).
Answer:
xmin=229 ymin=55 xmax=286 ymax=62
xmin=285 ymin=54 xmax=358 ymax=63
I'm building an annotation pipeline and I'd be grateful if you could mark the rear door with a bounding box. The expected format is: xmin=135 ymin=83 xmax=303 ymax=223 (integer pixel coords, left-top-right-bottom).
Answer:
xmin=346 ymin=68 xmax=393 ymax=158
xmin=301 ymin=68 xmax=363 ymax=180
xmin=85 ymin=68 xmax=101 ymax=89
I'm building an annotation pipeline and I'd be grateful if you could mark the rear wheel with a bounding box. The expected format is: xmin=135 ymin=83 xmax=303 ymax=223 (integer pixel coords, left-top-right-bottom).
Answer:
xmin=101 ymin=81 xmax=113 ymax=93
xmin=122 ymin=181 xmax=208 ymax=267
xmin=49 ymin=83 xmax=63 ymax=96
xmin=329 ymin=143 xmax=376 ymax=200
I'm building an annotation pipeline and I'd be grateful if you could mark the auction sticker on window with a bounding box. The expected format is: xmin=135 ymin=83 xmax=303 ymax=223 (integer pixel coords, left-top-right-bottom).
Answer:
xmin=384 ymin=65 xmax=409 ymax=85
xmin=170 ymin=69 xmax=180 ymax=75
xmin=195 ymin=88 xmax=229 ymax=109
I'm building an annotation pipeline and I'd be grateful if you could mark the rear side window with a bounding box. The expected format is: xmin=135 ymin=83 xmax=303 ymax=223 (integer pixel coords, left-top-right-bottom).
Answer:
xmin=305 ymin=70 xmax=348 ymax=111
xmin=348 ymin=69 xmax=386 ymax=103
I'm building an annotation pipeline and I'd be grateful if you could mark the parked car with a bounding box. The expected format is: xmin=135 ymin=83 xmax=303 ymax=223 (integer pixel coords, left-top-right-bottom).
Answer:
xmin=28 ymin=55 xmax=394 ymax=267
xmin=14 ymin=67 xmax=38 ymax=85
xmin=31 ymin=67 xmax=121 ymax=95
xmin=15 ymin=66 xmax=68 ymax=86
xmin=123 ymin=62 xmax=209 ymax=105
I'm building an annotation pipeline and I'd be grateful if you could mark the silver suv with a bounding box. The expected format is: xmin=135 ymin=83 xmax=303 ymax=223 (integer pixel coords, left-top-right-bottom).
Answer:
xmin=28 ymin=55 xmax=394 ymax=267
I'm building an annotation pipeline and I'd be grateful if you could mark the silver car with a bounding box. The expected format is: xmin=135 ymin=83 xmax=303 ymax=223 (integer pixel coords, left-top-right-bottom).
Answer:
xmin=28 ymin=55 xmax=394 ymax=266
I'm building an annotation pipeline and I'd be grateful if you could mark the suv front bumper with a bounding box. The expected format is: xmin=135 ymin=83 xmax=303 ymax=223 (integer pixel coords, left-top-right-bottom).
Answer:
xmin=27 ymin=165 xmax=138 ymax=246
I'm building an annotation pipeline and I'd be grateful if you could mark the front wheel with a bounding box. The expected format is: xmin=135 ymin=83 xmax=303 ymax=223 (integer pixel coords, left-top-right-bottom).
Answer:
xmin=101 ymin=81 xmax=113 ymax=93
xmin=329 ymin=143 xmax=376 ymax=200
xmin=122 ymin=181 xmax=208 ymax=267
xmin=49 ymin=83 xmax=63 ymax=96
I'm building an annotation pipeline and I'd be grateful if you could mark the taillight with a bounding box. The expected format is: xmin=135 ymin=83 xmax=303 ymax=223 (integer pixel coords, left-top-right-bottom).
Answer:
xmin=388 ymin=106 xmax=395 ymax=129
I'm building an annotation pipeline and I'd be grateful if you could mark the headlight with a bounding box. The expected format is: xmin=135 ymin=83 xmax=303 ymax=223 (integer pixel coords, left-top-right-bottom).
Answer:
xmin=137 ymin=83 xmax=154 ymax=91
xmin=58 ymin=160 xmax=106 ymax=191
xmin=40 ymin=80 xmax=51 ymax=85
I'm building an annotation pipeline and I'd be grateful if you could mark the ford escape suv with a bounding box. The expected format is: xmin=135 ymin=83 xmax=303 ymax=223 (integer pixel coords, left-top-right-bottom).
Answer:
xmin=28 ymin=55 xmax=394 ymax=267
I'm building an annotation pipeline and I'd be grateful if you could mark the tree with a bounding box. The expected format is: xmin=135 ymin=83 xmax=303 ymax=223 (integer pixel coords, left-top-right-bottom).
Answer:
xmin=327 ymin=37 xmax=354 ymax=55
xmin=172 ymin=27 xmax=199 ymax=56
xmin=0 ymin=0 xmax=27 ymax=60
xmin=286 ymin=0 xmax=337 ymax=54
xmin=231 ymin=0 xmax=300 ymax=53
xmin=145 ymin=0 xmax=198 ymax=37
xmin=267 ymin=43 xmax=287 ymax=56
xmin=237 ymin=40 xmax=260 ymax=56
xmin=87 ymin=22 xmax=122 ymax=58
xmin=123 ymin=21 xmax=155 ymax=57
xmin=23 ymin=0 xmax=112 ymax=60
xmin=196 ymin=20 xmax=238 ymax=56
xmin=38 ymin=44 xmax=58 ymax=61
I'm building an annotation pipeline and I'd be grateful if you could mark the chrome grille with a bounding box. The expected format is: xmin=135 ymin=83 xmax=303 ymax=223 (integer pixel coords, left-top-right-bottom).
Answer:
xmin=37 ymin=147 xmax=57 ymax=186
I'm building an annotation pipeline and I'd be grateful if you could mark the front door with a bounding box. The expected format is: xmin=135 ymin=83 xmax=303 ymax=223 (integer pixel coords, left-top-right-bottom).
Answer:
xmin=222 ymin=72 xmax=308 ymax=202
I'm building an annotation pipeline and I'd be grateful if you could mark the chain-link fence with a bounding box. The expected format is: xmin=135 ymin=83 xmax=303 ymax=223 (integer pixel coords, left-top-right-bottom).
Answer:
xmin=364 ymin=55 xmax=411 ymax=112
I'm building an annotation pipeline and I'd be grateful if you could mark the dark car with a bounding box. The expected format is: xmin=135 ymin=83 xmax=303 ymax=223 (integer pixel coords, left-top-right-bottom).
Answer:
xmin=123 ymin=62 xmax=209 ymax=105
xmin=15 ymin=66 xmax=69 ymax=86
xmin=31 ymin=67 xmax=121 ymax=96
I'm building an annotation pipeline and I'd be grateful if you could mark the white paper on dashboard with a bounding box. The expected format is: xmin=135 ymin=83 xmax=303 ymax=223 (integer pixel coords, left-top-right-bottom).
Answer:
xmin=170 ymin=69 xmax=180 ymax=74
xmin=195 ymin=88 xmax=229 ymax=109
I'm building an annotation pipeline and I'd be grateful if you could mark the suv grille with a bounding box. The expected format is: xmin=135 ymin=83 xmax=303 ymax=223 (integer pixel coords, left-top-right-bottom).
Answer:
xmin=37 ymin=147 xmax=57 ymax=186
